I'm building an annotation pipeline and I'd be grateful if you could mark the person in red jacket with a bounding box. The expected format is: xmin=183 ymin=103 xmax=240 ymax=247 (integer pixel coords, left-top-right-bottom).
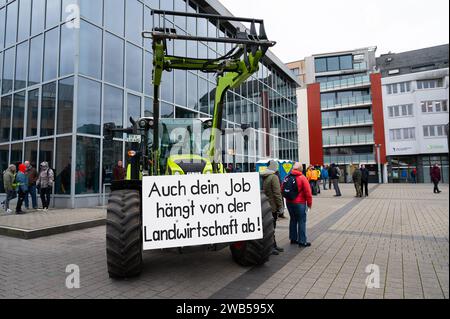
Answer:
xmin=284 ymin=162 xmax=313 ymax=248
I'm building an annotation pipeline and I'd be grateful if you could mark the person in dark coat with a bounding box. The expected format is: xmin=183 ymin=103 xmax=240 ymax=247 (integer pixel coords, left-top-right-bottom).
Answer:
xmin=352 ymin=166 xmax=363 ymax=198
xmin=360 ymin=164 xmax=370 ymax=197
xmin=430 ymin=164 xmax=442 ymax=194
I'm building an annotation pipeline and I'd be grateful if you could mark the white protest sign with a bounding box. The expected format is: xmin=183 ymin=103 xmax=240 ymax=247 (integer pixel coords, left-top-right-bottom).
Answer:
xmin=142 ymin=173 xmax=263 ymax=250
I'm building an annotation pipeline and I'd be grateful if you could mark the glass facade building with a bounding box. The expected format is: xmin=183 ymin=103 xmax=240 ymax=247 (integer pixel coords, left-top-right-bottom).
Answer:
xmin=0 ymin=0 xmax=299 ymax=208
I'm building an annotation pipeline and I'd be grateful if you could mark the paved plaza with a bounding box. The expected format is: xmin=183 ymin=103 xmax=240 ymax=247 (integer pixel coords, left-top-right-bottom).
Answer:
xmin=0 ymin=184 xmax=448 ymax=299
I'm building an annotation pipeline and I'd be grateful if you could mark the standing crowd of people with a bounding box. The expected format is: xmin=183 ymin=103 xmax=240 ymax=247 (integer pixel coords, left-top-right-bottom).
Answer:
xmin=1 ymin=162 xmax=54 ymax=215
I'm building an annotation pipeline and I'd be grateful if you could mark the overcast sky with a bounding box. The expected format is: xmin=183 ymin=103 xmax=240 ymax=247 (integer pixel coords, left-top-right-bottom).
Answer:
xmin=219 ymin=0 xmax=449 ymax=63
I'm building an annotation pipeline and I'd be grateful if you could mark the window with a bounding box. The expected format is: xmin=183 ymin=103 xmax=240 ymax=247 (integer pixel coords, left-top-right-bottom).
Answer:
xmin=31 ymin=0 xmax=46 ymax=36
xmin=315 ymin=55 xmax=353 ymax=73
xmin=12 ymin=92 xmax=25 ymax=141
xmin=315 ymin=58 xmax=327 ymax=73
xmin=27 ymin=89 xmax=39 ymax=137
xmin=126 ymin=0 xmax=143 ymax=45
xmin=0 ymin=95 xmax=12 ymax=143
xmin=80 ymin=0 xmax=103 ymax=25
xmin=104 ymin=85 xmax=124 ymax=135
xmin=76 ymin=137 xmax=100 ymax=194
xmin=77 ymin=77 xmax=101 ymax=135
xmin=5 ymin=1 xmax=18 ymax=47
xmin=386 ymin=82 xmax=411 ymax=95
xmin=104 ymin=32 xmax=124 ymax=86
xmin=55 ymin=137 xmax=72 ymax=195
xmin=105 ymin=0 xmax=124 ymax=36
xmin=41 ymin=82 xmax=56 ymax=137
xmin=127 ymin=94 xmax=141 ymax=121
xmin=388 ymin=105 xmax=413 ymax=118
xmin=15 ymin=41 xmax=28 ymax=90
xmin=126 ymin=43 xmax=142 ymax=92
xmin=39 ymin=139 xmax=54 ymax=169
xmin=339 ymin=55 xmax=353 ymax=70
xmin=2 ymin=47 xmax=14 ymax=94
xmin=57 ymin=77 xmax=74 ymax=134
xmin=43 ymin=28 xmax=59 ymax=82
xmin=390 ymin=128 xmax=415 ymax=141
xmin=46 ymin=0 xmax=61 ymax=28
xmin=421 ymin=100 xmax=449 ymax=113
xmin=424 ymin=125 xmax=448 ymax=138
xmin=60 ymin=22 xmax=75 ymax=76
xmin=18 ymin=0 xmax=31 ymax=42
xmin=417 ymin=79 xmax=444 ymax=90
xmin=291 ymin=68 xmax=300 ymax=76
xmin=80 ymin=21 xmax=102 ymax=79
xmin=29 ymin=35 xmax=43 ymax=86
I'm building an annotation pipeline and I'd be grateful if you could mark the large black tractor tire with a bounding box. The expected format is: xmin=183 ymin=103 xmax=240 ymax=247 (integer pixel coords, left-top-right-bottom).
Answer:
xmin=106 ymin=190 xmax=143 ymax=278
xmin=230 ymin=193 xmax=275 ymax=267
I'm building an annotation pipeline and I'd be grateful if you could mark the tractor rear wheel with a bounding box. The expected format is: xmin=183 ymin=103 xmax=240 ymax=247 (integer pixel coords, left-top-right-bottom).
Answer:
xmin=106 ymin=189 xmax=143 ymax=278
xmin=230 ymin=193 xmax=274 ymax=267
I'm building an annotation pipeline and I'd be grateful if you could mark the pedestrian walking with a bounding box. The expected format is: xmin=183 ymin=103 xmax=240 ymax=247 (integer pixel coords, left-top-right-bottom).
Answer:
xmin=15 ymin=164 xmax=29 ymax=214
xmin=321 ymin=165 xmax=329 ymax=190
xmin=431 ymin=164 xmax=442 ymax=194
xmin=24 ymin=161 xmax=38 ymax=210
xmin=37 ymin=162 xmax=54 ymax=211
xmin=260 ymin=160 xmax=284 ymax=255
xmin=360 ymin=164 xmax=369 ymax=197
xmin=315 ymin=166 xmax=322 ymax=194
xmin=352 ymin=166 xmax=363 ymax=198
xmin=306 ymin=166 xmax=319 ymax=196
xmin=330 ymin=164 xmax=342 ymax=197
xmin=1 ymin=165 xmax=17 ymax=214
xmin=112 ymin=160 xmax=126 ymax=181
xmin=282 ymin=162 xmax=313 ymax=248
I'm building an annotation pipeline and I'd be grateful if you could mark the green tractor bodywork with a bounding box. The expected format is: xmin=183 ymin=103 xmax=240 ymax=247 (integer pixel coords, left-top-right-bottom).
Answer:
xmin=105 ymin=10 xmax=276 ymax=278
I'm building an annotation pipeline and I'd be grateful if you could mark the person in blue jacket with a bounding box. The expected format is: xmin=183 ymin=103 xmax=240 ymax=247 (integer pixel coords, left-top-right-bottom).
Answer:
xmin=15 ymin=163 xmax=29 ymax=214
xmin=321 ymin=165 xmax=330 ymax=190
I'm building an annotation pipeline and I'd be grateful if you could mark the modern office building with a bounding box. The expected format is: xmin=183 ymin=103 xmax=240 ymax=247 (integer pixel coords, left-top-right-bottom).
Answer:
xmin=298 ymin=47 xmax=387 ymax=183
xmin=0 ymin=0 xmax=300 ymax=208
xmin=377 ymin=44 xmax=449 ymax=183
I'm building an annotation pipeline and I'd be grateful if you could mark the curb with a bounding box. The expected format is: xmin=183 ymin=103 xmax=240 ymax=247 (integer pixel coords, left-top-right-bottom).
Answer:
xmin=0 ymin=218 xmax=106 ymax=240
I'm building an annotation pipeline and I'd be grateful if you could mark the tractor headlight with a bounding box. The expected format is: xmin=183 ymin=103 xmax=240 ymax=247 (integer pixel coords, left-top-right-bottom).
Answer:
xmin=139 ymin=119 xmax=147 ymax=129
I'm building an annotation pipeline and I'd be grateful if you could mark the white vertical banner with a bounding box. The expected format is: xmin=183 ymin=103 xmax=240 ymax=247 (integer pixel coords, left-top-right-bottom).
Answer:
xmin=142 ymin=173 xmax=263 ymax=250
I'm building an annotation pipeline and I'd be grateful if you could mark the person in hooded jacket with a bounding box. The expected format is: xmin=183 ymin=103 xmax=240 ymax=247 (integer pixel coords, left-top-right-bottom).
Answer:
xmin=15 ymin=164 xmax=29 ymax=214
xmin=37 ymin=162 xmax=54 ymax=211
xmin=260 ymin=160 xmax=285 ymax=255
xmin=283 ymin=162 xmax=313 ymax=248
xmin=1 ymin=165 xmax=17 ymax=214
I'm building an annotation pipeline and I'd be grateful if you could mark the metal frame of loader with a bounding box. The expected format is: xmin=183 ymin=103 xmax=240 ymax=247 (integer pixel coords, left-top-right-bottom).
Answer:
xmin=105 ymin=10 xmax=277 ymax=278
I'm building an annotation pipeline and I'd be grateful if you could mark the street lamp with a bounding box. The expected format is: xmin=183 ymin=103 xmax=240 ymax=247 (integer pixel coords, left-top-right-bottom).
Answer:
xmin=375 ymin=144 xmax=382 ymax=184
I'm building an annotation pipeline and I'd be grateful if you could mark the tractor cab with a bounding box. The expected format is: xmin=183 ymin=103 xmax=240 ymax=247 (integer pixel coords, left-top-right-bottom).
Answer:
xmin=126 ymin=117 xmax=217 ymax=177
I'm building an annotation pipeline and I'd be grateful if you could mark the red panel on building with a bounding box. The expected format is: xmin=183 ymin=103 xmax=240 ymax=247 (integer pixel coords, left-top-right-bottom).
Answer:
xmin=370 ymin=73 xmax=387 ymax=164
xmin=307 ymin=83 xmax=323 ymax=166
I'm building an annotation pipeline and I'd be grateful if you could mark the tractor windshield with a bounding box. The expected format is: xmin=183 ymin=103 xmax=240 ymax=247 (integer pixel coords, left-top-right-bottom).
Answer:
xmin=147 ymin=118 xmax=211 ymax=174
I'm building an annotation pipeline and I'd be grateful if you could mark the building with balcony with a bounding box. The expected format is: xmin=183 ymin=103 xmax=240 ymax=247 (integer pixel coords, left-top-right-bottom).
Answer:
xmin=297 ymin=47 xmax=387 ymax=183
xmin=0 ymin=0 xmax=300 ymax=208
xmin=377 ymin=44 xmax=449 ymax=183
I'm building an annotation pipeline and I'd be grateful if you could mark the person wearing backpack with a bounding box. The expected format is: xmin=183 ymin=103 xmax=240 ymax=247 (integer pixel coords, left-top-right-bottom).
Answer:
xmin=330 ymin=163 xmax=342 ymax=197
xmin=37 ymin=162 xmax=54 ymax=211
xmin=282 ymin=162 xmax=313 ymax=248
xmin=260 ymin=160 xmax=285 ymax=255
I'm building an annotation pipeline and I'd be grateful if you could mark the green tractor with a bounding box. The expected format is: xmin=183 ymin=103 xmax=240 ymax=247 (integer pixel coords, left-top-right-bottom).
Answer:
xmin=105 ymin=10 xmax=277 ymax=278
